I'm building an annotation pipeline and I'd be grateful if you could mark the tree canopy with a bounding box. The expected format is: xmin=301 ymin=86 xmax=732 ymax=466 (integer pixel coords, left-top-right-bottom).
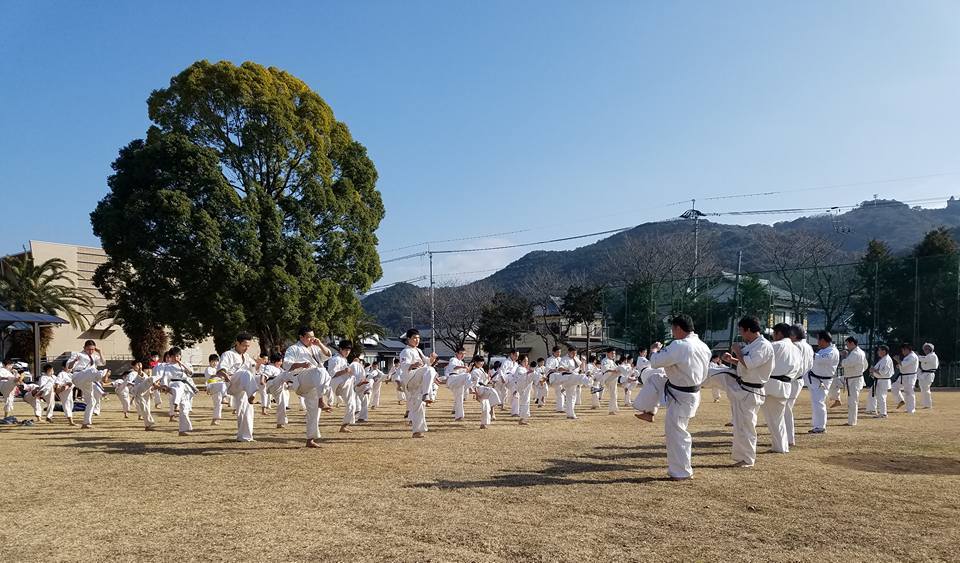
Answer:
xmin=92 ymin=60 xmax=384 ymax=353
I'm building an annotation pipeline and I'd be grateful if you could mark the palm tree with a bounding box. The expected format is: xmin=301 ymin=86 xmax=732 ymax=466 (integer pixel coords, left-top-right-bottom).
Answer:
xmin=0 ymin=256 xmax=95 ymax=358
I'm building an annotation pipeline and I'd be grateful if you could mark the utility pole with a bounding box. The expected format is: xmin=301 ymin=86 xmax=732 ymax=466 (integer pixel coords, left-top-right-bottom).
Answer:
xmin=429 ymin=249 xmax=436 ymax=352
xmin=727 ymin=250 xmax=743 ymax=348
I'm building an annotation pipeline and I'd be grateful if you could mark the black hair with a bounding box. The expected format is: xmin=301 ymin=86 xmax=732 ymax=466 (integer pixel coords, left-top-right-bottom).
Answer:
xmin=772 ymin=323 xmax=792 ymax=338
xmin=258 ymin=351 xmax=269 ymax=358
xmin=878 ymin=344 xmax=889 ymax=353
xmin=900 ymin=342 xmax=913 ymax=351
xmin=671 ymin=314 xmax=694 ymax=333
xmin=737 ymin=316 xmax=761 ymax=333
xmin=536 ymin=357 xmax=545 ymax=363
xmin=405 ymin=328 xmax=420 ymax=339
xmin=605 ymin=347 xmax=615 ymax=353
xmin=297 ymin=326 xmax=313 ymax=338
xmin=83 ymin=339 xmax=96 ymax=348
xmin=551 ymin=346 xmax=561 ymax=353
xmin=509 ymin=349 xmax=519 ymax=355
xmin=567 ymin=346 xmax=577 ymax=353
xmin=236 ymin=332 xmax=254 ymax=343
xmin=518 ymin=354 xmax=529 ymax=363
xmin=492 ymin=361 xmax=502 ymax=370
xmin=269 ymin=352 xmax=283 ymax=363
xmin=471 ymin=355 xmax=485 ymax=365
xmin=817 ymin=331 xmax=833 ymax=344
xmin=456 ymin=347 xmax=466 ymax=353
xmin=392 ymin=358 xmax=400 ymax=365
xmin=790 ymin=325 xmax=806 ymax=340
xmin=169 ymin=346 xmax=182 ymax=357
xmin=845 ymin=336 xmax=858 ymax=345
xmin=41 ymin=363 xmax=54 ymax=372
xmin=208 ymin=353 xmax=220 ymax=362
xmin=338 ymin=340 xmax=353 ymax=350
xmin=710 ymin=350 xmax=722 ymax=359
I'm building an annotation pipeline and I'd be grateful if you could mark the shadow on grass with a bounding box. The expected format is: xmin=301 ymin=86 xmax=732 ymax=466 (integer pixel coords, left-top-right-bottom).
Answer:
xmin=820 ymin=453 xmax=960 ymax=475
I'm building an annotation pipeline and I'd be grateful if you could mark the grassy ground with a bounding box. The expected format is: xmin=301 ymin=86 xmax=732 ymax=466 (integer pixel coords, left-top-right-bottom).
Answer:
xmin=1 ymin=387 xmax=958 ymax=562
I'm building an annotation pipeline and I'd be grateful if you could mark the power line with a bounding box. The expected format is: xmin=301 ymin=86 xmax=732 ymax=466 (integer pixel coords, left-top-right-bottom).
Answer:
xmin=379 ymin=228 xmax=534 ymax=254
xmin=430 ymin=226 xmax=634 ymax=255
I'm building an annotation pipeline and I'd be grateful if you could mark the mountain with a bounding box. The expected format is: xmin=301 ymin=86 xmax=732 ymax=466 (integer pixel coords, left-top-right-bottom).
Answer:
xmin=364 ymin=198 xmax=960 ymax=330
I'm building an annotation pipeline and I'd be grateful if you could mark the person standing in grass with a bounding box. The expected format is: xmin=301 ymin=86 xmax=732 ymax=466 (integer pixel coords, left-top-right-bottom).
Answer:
xmin=869 ymin=345 xmax=895 ymax=419
xmin=805 ymin=331 xmax=840 ymax=434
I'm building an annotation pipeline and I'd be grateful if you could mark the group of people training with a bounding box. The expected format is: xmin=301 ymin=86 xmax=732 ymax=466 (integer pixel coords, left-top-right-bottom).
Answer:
xmin=0 ymin=320 xmax=939 ymax=480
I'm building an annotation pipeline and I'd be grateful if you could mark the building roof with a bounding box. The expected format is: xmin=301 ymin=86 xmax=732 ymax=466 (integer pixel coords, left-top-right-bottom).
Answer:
xmin=0 ymin=310 xmax=68 ymax=330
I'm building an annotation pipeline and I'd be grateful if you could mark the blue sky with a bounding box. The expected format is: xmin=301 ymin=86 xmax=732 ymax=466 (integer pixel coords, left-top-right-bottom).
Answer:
xmin=2 ymin=1 xmax=958 ymax=288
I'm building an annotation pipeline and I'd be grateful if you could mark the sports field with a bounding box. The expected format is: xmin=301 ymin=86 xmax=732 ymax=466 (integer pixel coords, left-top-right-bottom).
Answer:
xmin=1 ymin=388 xmax=958 ymax=562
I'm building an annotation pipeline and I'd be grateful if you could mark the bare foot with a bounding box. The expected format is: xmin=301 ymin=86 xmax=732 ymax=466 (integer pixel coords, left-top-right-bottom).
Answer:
xmin=81 ymin=424 xmax=91 ymax=429
xmin=68 ymin=419 xmax=76 ymax=426
xmin=479 ymin=424 xmax=488 ymax=429
xmin=306 ymin=439 xmax=321 ymax=448
xmin=412 ymin=432 xmax=425 ymax=438
xmin=211 ymin=419 xmax=220 ymax=426
xmin=519 ymin=420 xmax=529 ymax=425
xmin=277 ymin=424 xmax=286 ymax=429
xmin=178 ymin=431 xmax=191 ymax=436
xmin=339 ymin=425 xmax=352 ymax=433
xmin=635 ymin=412 xmax=654 ymax=423
xmin=454 ymin=417 xmax=464 ymax=422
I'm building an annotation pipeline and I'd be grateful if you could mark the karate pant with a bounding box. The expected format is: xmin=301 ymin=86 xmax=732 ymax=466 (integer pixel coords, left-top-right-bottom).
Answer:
xmin=394 ymin=382 xmax=406 ymax=402
xmin=57 ymin=387 xmax=74 ymax=420
xmin=844 ymin=376 xmax=864 ymax=426
xmin=533 ymin=381 xmax=548 ymax=405
xmin=785 ymin=378 xmax=804 ymax=446
xmin=476 ymin=386 xmax=501 ymax=426
xmin=355 ymin=384 xmax=370 ymax=421
xmin=257 ymin=383 xmax=270 ymax=410
xmin=23 ymin=392 xmax=42 ymax=418
xmin=865 ymin=385 xmax=877 ymax=413
xmin=287 ymin=367 xmax=331 ymax=440
xmin=807 ymin=374 xmax=832 ymax=430
xmin=227 ymin=370 xmax=259 ymax=441
xmin=727 ymin=382 xmax=764 ymax=466
xmin=134 ymin=392 xmax=155 ymax=428
xmin=623 ymin=383 xmax=635 ymax=406
xmin=116 ymin=388 xmax=131 ymax=415
xmin=605 ymin=374 xmax=621 ymax=413
xmin=152 ymin=389 xmax=163 ymax=408
xmin=872 ymin=379 xmax=891 ymax=417
xmin=508 ymin=380 xmax=521 ymax=416
xmin=403 ymin=366 xmax=437 ymax=434
xmin=330 ymin=375 xmax=357 ymax=426
xmin=591 ymin=379 xmax=602 ymax=409
xmin=0 ymin=381 xmax=16 ymax=417
xmin=494 ymin=379 xmax=507 ymax=410
xmin=72 ymin=369 xmax=103 ymax=426
xmin=631 ymin=375 xmax=700 ymax=478
xmin=92 ymin=383 xmax=103 ymax=415
xmin=918 ymin=372 xmax=935 ymax=408
xmin=516 ymin=384 xmax=532 ymax=419
xmin=631 ymin=371 xmax=666 ymax=415
xmin=207 ymin=381 xmax=228 ymax=420
xmin=550 ymin=381 xmax=565 ymax=412
xmin=178 ymin=392 xmax=194 ymax=432
xmin=761 ymin=382 xmax=790 ymax=453
xmin=447 ymin=373 xmax=471 ymax=419
xmin=827 ymin=376 xmax=844 ymax=403
xmin=711 ymin=388 xmax=722 ymax=401
xmin=168 ymin=383 xmax=189 ymax=419
xmin=273 ymin=387 xmax=290 ymax=425
xmin=371 ymin=380 xmax=382 ymax=408
xmin=560 ymin=374 xmax=591 ymax=418
xmin=898 ymin=373 xmax=918 ymax=413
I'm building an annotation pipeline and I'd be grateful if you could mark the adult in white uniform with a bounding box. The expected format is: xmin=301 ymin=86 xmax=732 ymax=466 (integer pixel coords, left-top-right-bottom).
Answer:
xmin=35 ymin=363 xmax=58 ymax=422
xmin=557 ymin=347 xmax=590 ymax=420
xmin=163 ymin=347 xmax=198 ymax=435
xmin=869 ymin=345 xmax=895 ymax=418
xmin=722 ymin=317 xmax=774 ymax=467
xmin=893 ymin=343 xmax=919 ymax=414
xmin=0 ymin=359 xmax=21 ymax=418
xmin=498 ymin=350 xmax=519 ymax=414
xmin=839 ymin=337 xmax=869 ymax=426
xmin=326 ymin=340 xmax=358 ymax=433
xmin=805 ymin=332 xmax=840 ymax=433
xmin=67 ymin=339 xmax=111 ymax=429
xmin=399 ymin=329 xmax=439 ymax=438
xmin=763 ymin=324 xmax=800 ymax=454
xmin=599 ymin=348 xmax=622 ymax=414
xmin=444 ymin=348 xmax=472 ymax=421
xmin=113 ymin=364 xmax=137 ymax=419
xmin=787 ymin=325 xmax=813 ymax=446
xmin=351 ymin=357 xmax=372 ymax=423
xmin=507 ymin=355 xmax=538 ymax=424
xmin=54 ymin=366 xmax=75 ymax=425
xmin=280 ymin=326 xmax=333 ymax=448
xmin=544 ymin=346 xmax=566 ymax=413
xmin=468 ymin=356 xmax=501 ymax=428
xmin=218 ymin=332 xmax=260 ymax=442
xmin=917 ymin=343 xmax=938 ymax=409
xmin=131 ymin=363 xmax=162 ymax=430
xmin=368 ymin=363 xmax=385 ymax=409
xmin=632 ymin=314 xmax=711 ymax=480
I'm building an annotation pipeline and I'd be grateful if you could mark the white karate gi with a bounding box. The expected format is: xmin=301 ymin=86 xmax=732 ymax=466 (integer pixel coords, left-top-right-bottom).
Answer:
xmin=840 ymin=347 xmax=868 ymax=425
xmin=131 ymin=370 xmax=160 ymax=428
xmin=805 ymin=344 xmax=840 ymax=431
xmin=261 ymin=364 xmax=287 ymax=425
xmin=894 ymin=351 xmax=919 ymax=414
xmin=351 ymin=361 xmax=371 ymax=422
xmin=599 ymin=357 xmax=622 ymax=413
xmin=787 ymin=339 xmax=813 ymax=445
xmin=471 ymin=369 xmax=501 ymax=427
xmin=400 ymin=346 xmax=438 ymax=435
xmin=763 ymin=340 xmax=800 ymax=453
xmin=918 ymin=350 xmax=938 ymax=409
xmin=281 ymin=341 xmax=332 ymax=441
xmin=498 ymin=358 xmax=518 ymax=413
xmin=36 ymin=372 xmax=57 ymax=420
xmin=726 ymin=336 xmax=774 ymax=466
xmin=632 ymin=334 xmax=711 ymax=478
xmin=166 ymin=362 xmax=198 ymax=433
xmin=369 ymin=367 xmax=384 ymax=408
xmin=545 ymin=355 xmax=565 ymax=412
xmin=114 ymin=372 xmax=135 ymax=416
xmin=220 ymin=349 xmax=259 ymax=441
xmin=0 ymin=367 xmax=19 ymax=417
xmin=55 ymin=371 xmax=75 ymax=421
xmin=508 ymin=366 xmax=537 ymax=419
xmin=870 ymin=355 xmax=895 ymax=417
xmin=204 ymin=366 xmax=229 ymax=421
xmin=556 ymin=355 xmax=589 ymax=419
xmin=326 ymin=354 xmax=357 ymax=427
xmin=69 ymin=351 xmax=107 ymax=426
xmin=444 ymin=358 xmax=471 ymax=420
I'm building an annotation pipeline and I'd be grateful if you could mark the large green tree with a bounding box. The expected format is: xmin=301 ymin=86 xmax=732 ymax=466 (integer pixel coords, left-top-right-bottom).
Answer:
xmin=92 ymin=60 xmax=384 ymax=352
xmin=476 ymin=292 xmax=532 ymax=355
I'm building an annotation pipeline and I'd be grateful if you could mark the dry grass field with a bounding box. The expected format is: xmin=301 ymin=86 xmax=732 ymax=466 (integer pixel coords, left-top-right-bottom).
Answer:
xmin=2 ymin=387 xmax=958 ymax=562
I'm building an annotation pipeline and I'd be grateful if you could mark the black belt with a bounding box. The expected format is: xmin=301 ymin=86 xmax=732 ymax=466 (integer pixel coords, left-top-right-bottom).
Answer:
xmin=725 ymin=372 xmax=765 ymax=396
xmin=664 ymin=380 xmax=700 ymax=403
xmin=921 ymin=370 xmax=936 ymax=374
xmin=900 ymin=372 xmax=917 ymax=376
xmin=169 ymin=379 xmax=189 ymax=383
xmin=807 ymin=371 xmax=832 ymax=380
xmin=771 ymin=375 xmax=792 ymax=383
xmin=870 ymin=377 xmax=891 ymax=396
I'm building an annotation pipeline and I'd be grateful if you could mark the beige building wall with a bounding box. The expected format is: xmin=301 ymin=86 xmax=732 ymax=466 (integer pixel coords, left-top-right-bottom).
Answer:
xmin=12 ymin=241 xmax=242 ymax=369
